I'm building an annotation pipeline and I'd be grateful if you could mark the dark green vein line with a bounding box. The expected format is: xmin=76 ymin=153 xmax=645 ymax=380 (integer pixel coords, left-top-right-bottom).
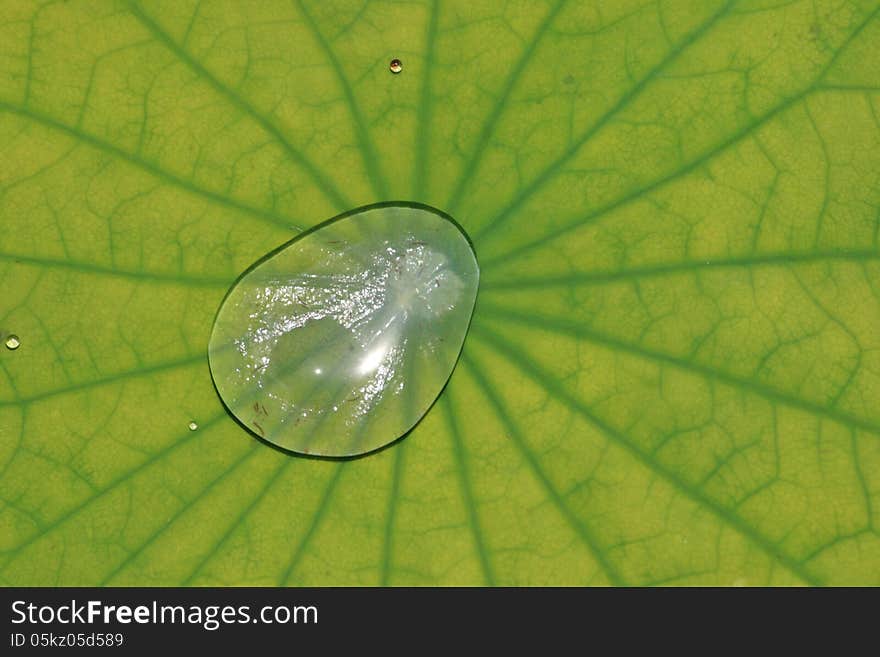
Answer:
xmin=476 ymin=303 xmax=880 ymax=436
xmin=278 ymin=463 xmax=345 ymax=585
xmin=460 ymin=354 xmax=627 ymax=586
xmin=817 ymin=84 xmax=880 ymax=92
xmin=800 ymin=528 xmax=875 ymax=564
xmin=181 ymin=1 xmax=202 ymax=47
xmin=0 ymin=393 xmax=24 ymax=481
xmin=0 ymin=142 xmax=77 ymax=194
xmin=467 ymin=325 xmax=822 ymax=586
xmin=479 ymin=2 xmax=880 ymax=265
xmin=0 ymin=251 xmax=233 ymax=288
xmin=850 ymin=430 xmax=874 ymax=530
xmin=479 ymin=90 xmax=844 ymax=268
xmin=0 ymin=410 xmax=229 ymax=561
xmin=380 ymin=442 xmax=405 ymax=586
xmin=127 ymin=1 xmax=351 ymax=211
xmin=182 ymin=456 xmax=292 ymax=586
xmin=471 ymin=0 xmax=736 ymax=241
xmin=98 ymin=443 xmax=262 ymax=585
xmin=0 ymin=353 xmax=206 ymax=408
xmin=412 ymin=0 xmax=440 ymax=199
xmin=293 ymin=0 xmax=388 ymax=200
xmin=817 ymin=2 xmax=880 ymax=76
xmin=445 ymin=0 xmax=565 ymax=213
xmin=0 ymin=101 xmax=302 ymax=233
xmin=480 ymin=249 xmax=880 ymax=290
xmin=441 ymin=393 xmax=495 ymax=585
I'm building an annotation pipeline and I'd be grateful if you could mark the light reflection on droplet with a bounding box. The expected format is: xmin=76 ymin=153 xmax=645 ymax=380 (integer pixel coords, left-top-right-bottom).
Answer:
xmin=389 ymin=58 xmax=402 ymax=74
xmin=188 ymin=421 xmax=199 ymax=431
xmin=5 ymin=334 xmax=20 ymax=350
xmin=357 ymin=338 xmax=391 ymax=376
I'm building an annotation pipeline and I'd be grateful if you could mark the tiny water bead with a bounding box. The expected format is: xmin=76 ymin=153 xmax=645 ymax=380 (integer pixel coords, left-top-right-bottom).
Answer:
xmin=389 ymin=58 xmax=402 ymax=74
xmin=188 ymin=421 xmax=199 ymax=431
xmin=208 ymin=203 xmax=479 ymax=457
xmin=5 ymin=334 xmax=20 ymax=350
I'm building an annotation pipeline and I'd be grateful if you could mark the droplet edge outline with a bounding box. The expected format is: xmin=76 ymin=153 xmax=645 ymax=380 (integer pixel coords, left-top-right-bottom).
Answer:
xmin=206 ymin=200 xmax=481 ymax=460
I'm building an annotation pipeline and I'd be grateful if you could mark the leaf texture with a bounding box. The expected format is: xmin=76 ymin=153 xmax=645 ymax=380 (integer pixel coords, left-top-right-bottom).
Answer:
xmin=1 ymin=0 xmax=879 ymax=585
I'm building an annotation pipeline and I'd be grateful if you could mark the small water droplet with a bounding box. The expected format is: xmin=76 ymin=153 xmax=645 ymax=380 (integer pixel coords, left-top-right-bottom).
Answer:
xmin=208 ymin=203 xmax=479 ymax=457
xmin=188 ymin=421 xmax=198 ymax=431
xmin=389 ymin=58 xmax=403 ymax=74
xmin=5 ymin=334 xmax=20 ymax=350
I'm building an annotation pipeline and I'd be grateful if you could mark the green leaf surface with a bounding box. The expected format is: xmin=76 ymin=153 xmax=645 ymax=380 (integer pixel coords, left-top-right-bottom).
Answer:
xmin=1 ymin=0 xmax=879 ymax=586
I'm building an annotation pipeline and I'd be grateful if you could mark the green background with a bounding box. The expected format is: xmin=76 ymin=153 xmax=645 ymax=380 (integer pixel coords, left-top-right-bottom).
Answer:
xmin=1 ymin=0 xmax=879 ymax=585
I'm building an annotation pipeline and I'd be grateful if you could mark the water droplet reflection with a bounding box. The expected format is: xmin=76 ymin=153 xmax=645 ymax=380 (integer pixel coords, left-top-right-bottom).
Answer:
xmin=208 ymin=203 xmax=479 ymax=457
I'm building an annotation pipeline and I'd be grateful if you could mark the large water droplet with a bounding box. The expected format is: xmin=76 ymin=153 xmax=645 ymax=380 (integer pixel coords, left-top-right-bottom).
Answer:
xmin=208 ymin=203 xmax=479 ymax=457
